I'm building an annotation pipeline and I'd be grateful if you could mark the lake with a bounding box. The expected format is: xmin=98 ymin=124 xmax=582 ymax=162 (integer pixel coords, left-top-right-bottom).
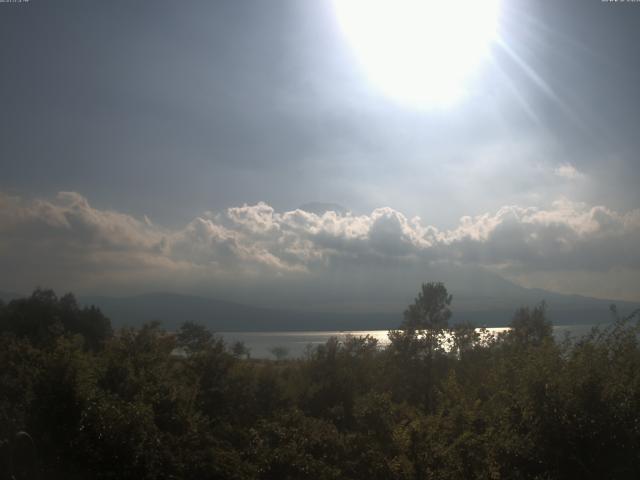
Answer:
xmin=219 ymin=324 xmax=601 ymax=359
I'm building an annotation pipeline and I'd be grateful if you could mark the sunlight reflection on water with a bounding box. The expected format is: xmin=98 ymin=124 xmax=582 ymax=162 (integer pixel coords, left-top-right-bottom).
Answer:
xmin=219 ymin=326 xmax=593 ymax=359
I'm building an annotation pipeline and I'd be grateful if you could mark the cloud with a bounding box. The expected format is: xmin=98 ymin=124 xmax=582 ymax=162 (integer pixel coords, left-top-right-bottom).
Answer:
xmin=554 ymin=163 xmax=584 ymax=181
xmin=444 ymin=199 xmax=640 ymax=272
xmin=1 ymin=191 xmax=639 ymax=300
xmin=0 ymin=191 xmax=164 ymax=252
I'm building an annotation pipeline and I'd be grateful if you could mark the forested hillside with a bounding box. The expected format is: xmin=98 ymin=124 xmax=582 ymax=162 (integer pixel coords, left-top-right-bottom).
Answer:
xmin=1 ymin=285 xmax=639 ymax=479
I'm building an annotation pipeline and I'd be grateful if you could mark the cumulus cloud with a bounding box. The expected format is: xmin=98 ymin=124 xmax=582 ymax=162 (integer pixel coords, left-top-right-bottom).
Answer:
xmin=1 ymin=191 xmax=639 ymax=299
xmin=0 ymin=191 xmax=179 ymax=294
xmin=444 ymin=199 xmax=640 ymax=272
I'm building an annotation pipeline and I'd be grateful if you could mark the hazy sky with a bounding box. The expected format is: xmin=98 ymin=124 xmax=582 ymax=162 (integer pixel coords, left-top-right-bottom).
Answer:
xmin=1 ymin=0 xmax=640 ymax=305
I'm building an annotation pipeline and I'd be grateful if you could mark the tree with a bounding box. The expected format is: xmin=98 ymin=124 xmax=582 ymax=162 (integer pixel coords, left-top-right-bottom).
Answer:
xmin=269 ymin=346 xmax=289 ymax=361
xmin=58 ymin=293 xmax=112 ymax=350
xmin=387 ymin=282 xmax=453 ymax=411
xmin=402 ymin=282 xmax=452 ymax=332
xmin=176 ymin=321 xmax=213 ymax=354
xmin=508 ymin=302 xmax=552 ymax=346
xmin=0 ymin=289 xmax=112 ymax=350
xmin=451 ymin=321 xmax=479 ymax=359
xmin=231 ymin=340 xmax=250 ymax=359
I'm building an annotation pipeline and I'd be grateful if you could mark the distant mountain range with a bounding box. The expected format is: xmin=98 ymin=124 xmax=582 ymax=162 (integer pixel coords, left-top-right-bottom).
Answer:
xmin=2 ymin=277 xmax=638 ymax=331
xmin=74 ymin=290 xmax=636 ymax=332
xmin=79 ymin=293 xmax=398 ymax=331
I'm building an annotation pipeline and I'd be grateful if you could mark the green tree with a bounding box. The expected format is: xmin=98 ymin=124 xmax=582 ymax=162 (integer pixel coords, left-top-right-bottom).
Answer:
xmin=508 ymin=302 xmax=552 ymax=346
xmin=176 ymin=321 xmax=213 ymax=354
xmin=269 ymin=346 xmax=289 ymax=361
xmin=451 ymin=321 xmax=479 ymax=360
xmin=0 ymin=289 xmax=111 ymax=351
xmin=402 ymin=282 xmax=452 ymax=332
xmin=386 ymin=282 xmax=453 ymax=411
xmin=231 ymin=340 xmax=250 ymax=359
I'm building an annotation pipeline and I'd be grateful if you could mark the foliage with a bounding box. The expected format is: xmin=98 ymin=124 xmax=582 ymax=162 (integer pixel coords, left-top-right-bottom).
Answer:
xmin=0 ymin=289 xmax=112 ymax=351
xmin=402 ymin=282 xmax=452 ymax=332
xmin=507 ymin=302 xmax=553 ymax=347
xmin=177 ymin=321 xmax=214 ymax=354
xmin=2 ymin=287 xmax=640 ymax=479
xmin=268 ymin=346 xmax=289 ymax=361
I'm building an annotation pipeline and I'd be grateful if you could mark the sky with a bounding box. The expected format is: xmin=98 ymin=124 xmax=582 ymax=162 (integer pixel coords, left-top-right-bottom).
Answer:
xmin=1 ymin=0 xmax=640 ymax=306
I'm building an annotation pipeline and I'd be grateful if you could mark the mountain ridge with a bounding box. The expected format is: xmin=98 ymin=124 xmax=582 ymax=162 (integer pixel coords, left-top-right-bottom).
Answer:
xmin=4 ymin=277 xmax=638 ymax=331
xmin=79 ymin=288 xmax=639 ymax=332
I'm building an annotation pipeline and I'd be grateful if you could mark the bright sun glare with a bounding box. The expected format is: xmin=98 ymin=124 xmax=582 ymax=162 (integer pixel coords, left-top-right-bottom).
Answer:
xmin=333 ymin=0 xmax=501 ymax=107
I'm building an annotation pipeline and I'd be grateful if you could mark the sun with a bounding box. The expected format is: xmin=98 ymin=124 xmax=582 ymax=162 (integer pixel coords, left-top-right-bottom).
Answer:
xmin=333 ymin=0 xmax=501 ymax=108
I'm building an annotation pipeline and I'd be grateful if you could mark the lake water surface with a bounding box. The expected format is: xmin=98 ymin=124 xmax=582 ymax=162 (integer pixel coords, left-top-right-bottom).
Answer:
xmin=220 ymin=324 xmax=599 ymax=359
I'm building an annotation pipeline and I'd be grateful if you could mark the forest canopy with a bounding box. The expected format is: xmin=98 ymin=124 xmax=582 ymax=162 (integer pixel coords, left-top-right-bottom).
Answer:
xmin=1 ymin=284 xmax=639 ymax=479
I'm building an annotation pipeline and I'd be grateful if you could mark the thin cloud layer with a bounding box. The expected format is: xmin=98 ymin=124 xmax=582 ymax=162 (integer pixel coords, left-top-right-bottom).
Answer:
xmin=554 ymin=163 xmax=583 ymax=181
xmin=1 ymin=191 xmax=639 ymax=298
